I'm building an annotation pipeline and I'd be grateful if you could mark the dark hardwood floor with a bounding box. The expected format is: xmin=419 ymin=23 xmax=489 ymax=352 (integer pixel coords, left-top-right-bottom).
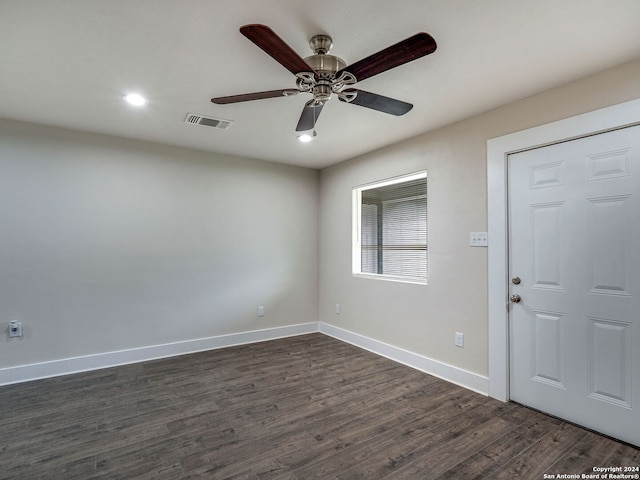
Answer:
xmin=1 ymin=333 xmax=638 ymax=479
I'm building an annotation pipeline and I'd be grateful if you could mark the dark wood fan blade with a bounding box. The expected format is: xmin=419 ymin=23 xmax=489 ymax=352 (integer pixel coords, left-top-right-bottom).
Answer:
xmin=240 ymin=24 xmax=314 ymax=76
xmin=339 ymin=89 xmax=413 ymax=116
xmin=211 ymin=89 xmax=299 ymax=104
xmin=296 ymin=100 xmax=324 ymax=131
xmin=338 ymin=32 xmax=436 ymax=83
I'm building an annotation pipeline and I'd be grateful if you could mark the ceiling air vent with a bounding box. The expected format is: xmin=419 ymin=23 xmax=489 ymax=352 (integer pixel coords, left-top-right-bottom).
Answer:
xmin=184 ymin=113 xmax=233 ymax=130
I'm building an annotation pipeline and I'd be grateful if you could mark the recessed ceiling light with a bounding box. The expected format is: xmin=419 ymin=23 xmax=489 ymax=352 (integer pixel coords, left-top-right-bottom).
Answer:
xmin=123 ymin=93 xmax=147 ymax=106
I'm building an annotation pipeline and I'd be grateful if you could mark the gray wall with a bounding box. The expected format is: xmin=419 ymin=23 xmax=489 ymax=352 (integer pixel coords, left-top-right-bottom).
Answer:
xmin=0 ymin=121 xmax=319 ymax=367
xmin=2 ymin=58 xmax=639 ymax=380
xmin=318 ymin=58 xmax=640 ymax=377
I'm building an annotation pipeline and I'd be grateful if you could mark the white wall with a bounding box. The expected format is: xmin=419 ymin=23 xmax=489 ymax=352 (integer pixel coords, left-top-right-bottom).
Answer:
xmin=0 ymin=120 xmax=319 ymax=368
xmin=318 ymin=58 xmax=640 ymax=378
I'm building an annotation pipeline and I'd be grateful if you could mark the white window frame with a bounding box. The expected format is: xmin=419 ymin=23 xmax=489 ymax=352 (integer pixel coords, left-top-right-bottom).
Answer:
xmin=352 ymin=171 xmax=428 ymax=285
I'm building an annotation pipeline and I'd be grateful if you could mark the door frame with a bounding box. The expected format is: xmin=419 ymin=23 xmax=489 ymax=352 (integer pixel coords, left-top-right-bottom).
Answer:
xmin=486 ymin=98 xmax=640 ymax=401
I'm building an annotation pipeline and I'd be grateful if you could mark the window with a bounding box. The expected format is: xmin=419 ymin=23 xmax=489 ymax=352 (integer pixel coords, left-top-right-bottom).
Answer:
xmin=352 ymin=171 xmax=427 ymax=284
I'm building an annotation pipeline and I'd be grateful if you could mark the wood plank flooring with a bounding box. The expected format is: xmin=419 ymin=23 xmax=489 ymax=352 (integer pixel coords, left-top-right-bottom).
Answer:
xmin=1 ymin=333 xmax=638 ymax=479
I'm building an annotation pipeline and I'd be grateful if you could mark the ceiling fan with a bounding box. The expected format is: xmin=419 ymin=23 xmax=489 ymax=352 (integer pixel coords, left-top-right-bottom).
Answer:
xmin=211 ymin=24 xmax=437 ymax=133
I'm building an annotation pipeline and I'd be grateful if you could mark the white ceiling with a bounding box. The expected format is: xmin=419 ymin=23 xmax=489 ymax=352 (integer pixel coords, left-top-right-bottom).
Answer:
xmin=2 ymin=1 xmax=640 ymax=169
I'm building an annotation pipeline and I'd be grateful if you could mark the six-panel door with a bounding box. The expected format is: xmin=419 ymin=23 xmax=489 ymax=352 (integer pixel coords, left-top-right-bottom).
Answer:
xmin=508 ymin=125 xmax=639 ymax=447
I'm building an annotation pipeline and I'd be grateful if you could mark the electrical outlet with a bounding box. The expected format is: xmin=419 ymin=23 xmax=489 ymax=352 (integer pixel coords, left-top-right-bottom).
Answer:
xmin=335 ymin=304 xmax=341 ymax=315
xmin=454 ymin=332 xmax=464 ymax=348
xmin=9 ymin=320 xmax=22 ymax=338
xmin=257 ymin=306 xmax=264 ymax=317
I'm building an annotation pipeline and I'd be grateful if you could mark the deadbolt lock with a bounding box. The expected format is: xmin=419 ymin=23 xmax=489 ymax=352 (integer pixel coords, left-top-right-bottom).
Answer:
xmin=512 ymin=276 xmax=521 ymax=285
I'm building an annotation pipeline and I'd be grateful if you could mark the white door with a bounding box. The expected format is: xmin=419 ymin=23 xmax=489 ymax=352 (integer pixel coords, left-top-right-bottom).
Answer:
xmin=508 ymin=125 xmax=640 ymax=446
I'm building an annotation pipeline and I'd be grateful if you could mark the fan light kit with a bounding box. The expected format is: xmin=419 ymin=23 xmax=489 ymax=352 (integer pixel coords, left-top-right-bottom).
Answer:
xmin=212 ymin=24 xmax=437 ymax=137
xmin=297 ymin=132 xmax=316 ymax=143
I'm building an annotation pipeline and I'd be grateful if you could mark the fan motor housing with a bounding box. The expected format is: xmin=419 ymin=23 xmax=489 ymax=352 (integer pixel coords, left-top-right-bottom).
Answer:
xmin=305 ymin=34 xmax=346 ymax=78
xmin=304 ymin=54 xmax=346 ymax=76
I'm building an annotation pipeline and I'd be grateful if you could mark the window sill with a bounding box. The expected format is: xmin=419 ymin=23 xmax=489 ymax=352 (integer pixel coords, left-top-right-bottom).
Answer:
xmin=352 ymin=272 xmax=427 ymax=285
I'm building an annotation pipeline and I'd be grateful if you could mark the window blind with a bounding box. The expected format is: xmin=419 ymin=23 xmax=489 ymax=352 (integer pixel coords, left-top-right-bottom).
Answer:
xmin=360 ymin=176 xmax=427 ymax=281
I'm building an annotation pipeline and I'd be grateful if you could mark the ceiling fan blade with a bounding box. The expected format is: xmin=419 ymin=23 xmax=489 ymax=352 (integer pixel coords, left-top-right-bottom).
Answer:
xmin=338 ymin=32 xmax=436 ymax=83
xmin=339 ymin=89 xmax=413 ymax=116
xmin=296 ymin=100 xmax=324 ymax=132
xmin=240 ymin=24 xmax=314 ymax=76
xmin=211 ymin=89 xmax=300 ymax=104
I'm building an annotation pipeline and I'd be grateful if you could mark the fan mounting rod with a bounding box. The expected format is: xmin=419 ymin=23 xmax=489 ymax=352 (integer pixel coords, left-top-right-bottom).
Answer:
xmin=309 ymin=34 xmax=333 ymax=55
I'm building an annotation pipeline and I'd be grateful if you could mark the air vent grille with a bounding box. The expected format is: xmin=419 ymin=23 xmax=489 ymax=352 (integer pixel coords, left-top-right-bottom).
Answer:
xmin=184 ymin=113 xmax=233 ymax=130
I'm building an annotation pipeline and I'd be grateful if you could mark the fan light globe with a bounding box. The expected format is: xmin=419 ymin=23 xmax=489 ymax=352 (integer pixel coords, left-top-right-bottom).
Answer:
xmin=298 ymin=133 xmax=314 ymax=143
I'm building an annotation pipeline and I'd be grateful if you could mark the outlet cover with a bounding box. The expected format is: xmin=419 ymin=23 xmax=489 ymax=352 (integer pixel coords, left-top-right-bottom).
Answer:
xmin=9 ymin=321 xmax=22 ymax=337
xmin=257 ymin=306 xmax=264 ymax=317
xmin=455 ymin=332 xmax=464 ymax=348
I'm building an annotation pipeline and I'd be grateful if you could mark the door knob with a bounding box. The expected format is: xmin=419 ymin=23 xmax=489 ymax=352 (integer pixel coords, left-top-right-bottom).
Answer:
xmin=510 ymin=294 xmax=522 ymax=303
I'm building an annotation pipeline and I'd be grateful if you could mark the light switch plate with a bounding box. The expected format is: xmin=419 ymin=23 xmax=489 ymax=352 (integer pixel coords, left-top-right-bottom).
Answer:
xmin=470 ymin=232 xmax=488 ymax=247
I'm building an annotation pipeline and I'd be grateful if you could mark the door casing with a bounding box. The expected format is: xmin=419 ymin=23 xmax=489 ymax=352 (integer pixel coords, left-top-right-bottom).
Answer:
xmin=486 ymin=98 xmax=640 ymax=401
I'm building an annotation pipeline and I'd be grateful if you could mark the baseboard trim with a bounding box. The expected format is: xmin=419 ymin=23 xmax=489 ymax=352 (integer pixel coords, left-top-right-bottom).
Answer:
xmin=318 ymin=323 xmax=489 ymax=395
xmin=1 ymin=322 xmax=489 ymax=395
xmin=0 ymin=323 xmax=319 ymax=386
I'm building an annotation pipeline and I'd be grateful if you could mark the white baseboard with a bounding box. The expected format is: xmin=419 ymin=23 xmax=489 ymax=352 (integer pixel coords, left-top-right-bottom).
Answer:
xmin=318 ymin=323 xmax=489 ymax=395
xmin=0 ymin=322 xmax=489 ymax=396
xmin=0 ymin=322 xmax=319 ymax=386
